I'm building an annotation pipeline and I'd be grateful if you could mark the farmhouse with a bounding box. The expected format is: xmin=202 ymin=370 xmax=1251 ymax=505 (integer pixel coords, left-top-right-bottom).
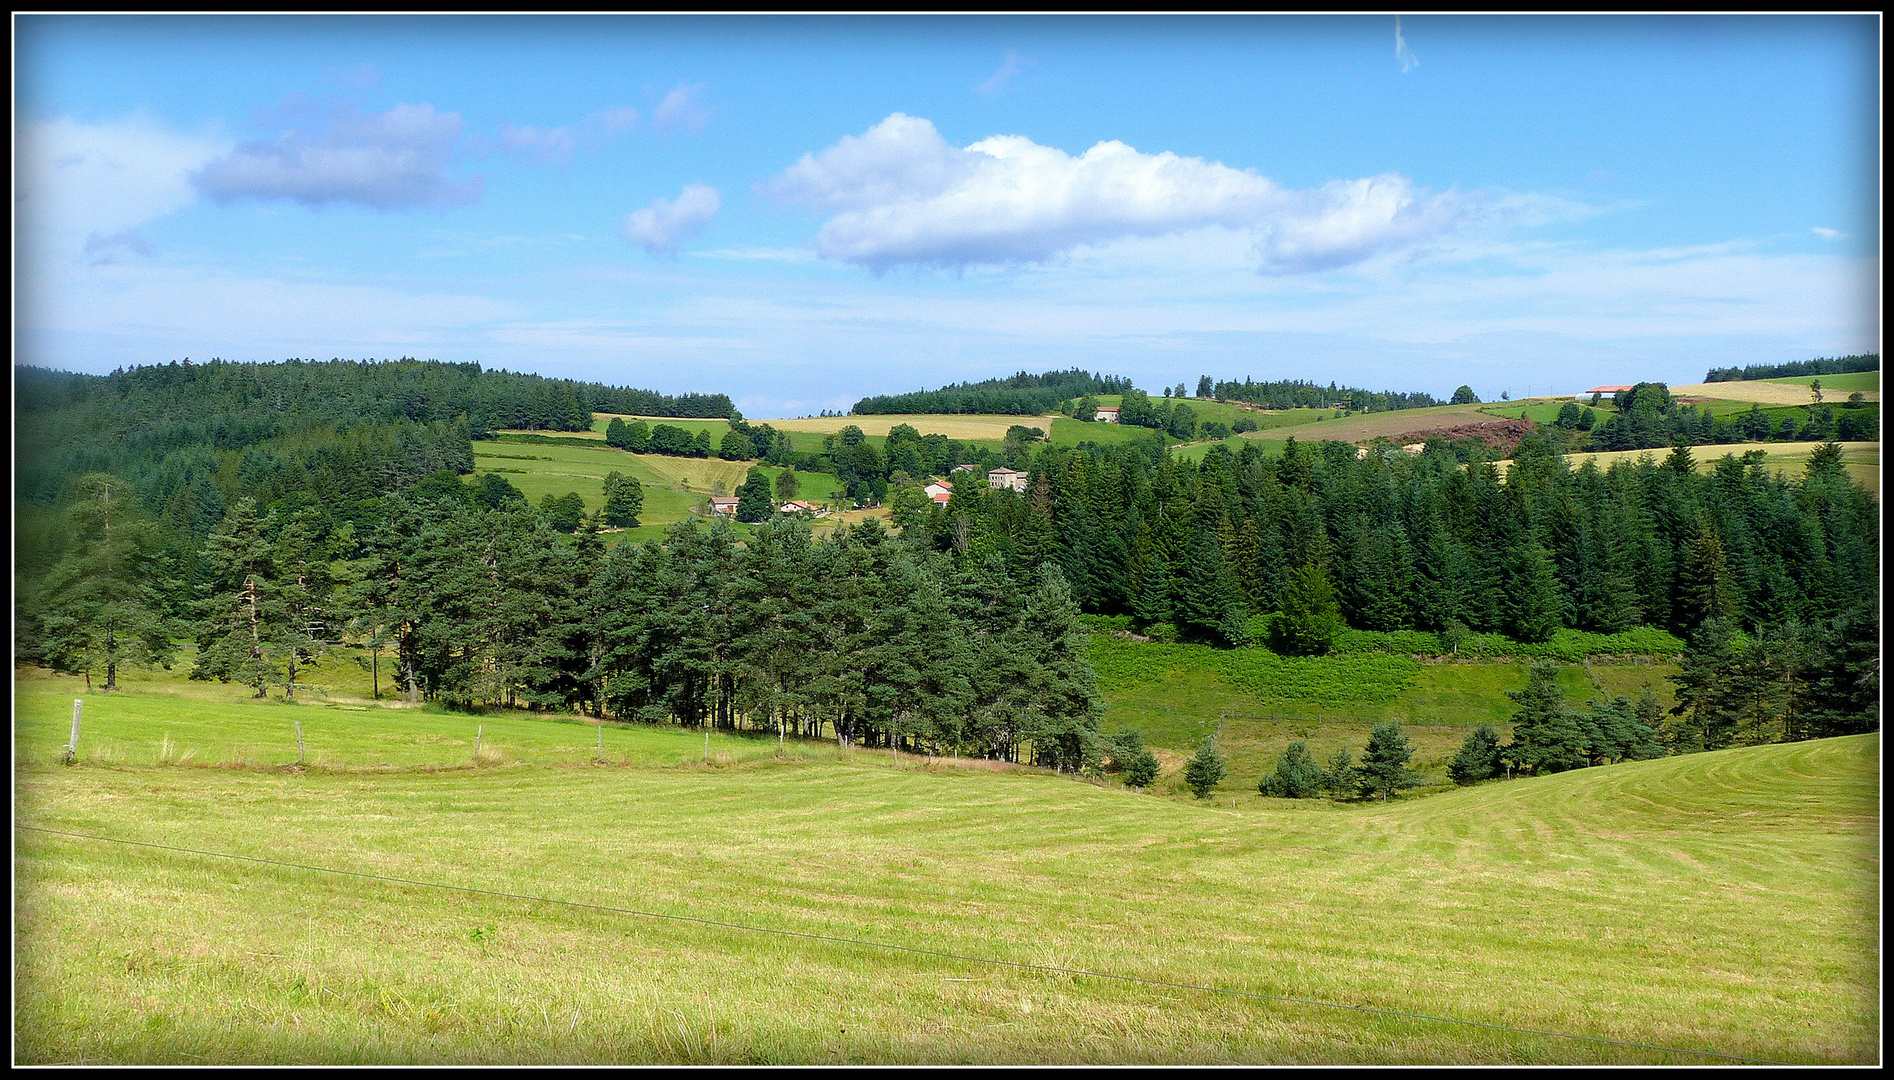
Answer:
xmin=778 ymin=499 xmax=827 ymax=517
xmin=986 ymin=467 xmax=1029 ymax=492
xmin=1579 ymin=384 xmax=1635 ymax=399
xmin=950 ymin=463 xmax=978 ymax=473
xmin=1093 ymin=405 xmax=1121 ymax=423
xmin=707 ymin=495 xmax=739 ymax=517
xmin=924 ymin=479 xmax=954 ymax=506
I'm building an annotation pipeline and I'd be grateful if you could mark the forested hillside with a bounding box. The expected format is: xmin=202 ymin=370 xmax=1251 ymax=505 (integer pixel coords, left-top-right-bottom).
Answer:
xmin=15 ymin=360 xmax=1880 ymax=768
xmin=1208 ymin=377 xmax=1440 ymax=412
xmin=852 ymin=368 xmax=1132 ymax=415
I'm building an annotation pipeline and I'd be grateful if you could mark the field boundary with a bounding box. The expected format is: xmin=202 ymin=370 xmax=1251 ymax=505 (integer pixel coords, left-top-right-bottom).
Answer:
xmin=15 ymin=823 xmax=1788 ymax=1065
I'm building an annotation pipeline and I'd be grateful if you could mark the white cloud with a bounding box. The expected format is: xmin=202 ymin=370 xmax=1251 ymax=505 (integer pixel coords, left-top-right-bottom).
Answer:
xmin=498 ymin=122 xmax=579 ymax=165
xmin=762 ymin=113 xmax=1574 ymax=274
xmin=652 ymin=82 xmax=714 ymax=133
xmin=1812 ymin=226 xmax=1846 ymax=240
xmin=620 ymin=184 xmax=721 ymax=255
xmin=594 ymin=106 xmax=640 ymax=131
xmin=192 ymin=103 xmax=480 ymax=209
xmin=1396 ymin=16 xmax=1420 ymax=74
xmin=17 ymin=114 xmax=229 ymax=257
xmin=975 ymin=51 xmax=1024 ymax=96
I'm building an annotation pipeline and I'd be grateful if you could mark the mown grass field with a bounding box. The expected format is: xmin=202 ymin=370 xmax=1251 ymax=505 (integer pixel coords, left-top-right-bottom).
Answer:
xmin=1491 ymin=441 xmax=1880 ymax=498
xmin=1762 ymin=370 xmax=1880 ymax=394
xmin=13 ymin=661 xmax=1878 ymax=1064
xmin=1672 ymin=380 xmax=1881 ymax=406
xmin=1089 ymin=637 xmax=1679 ymax=795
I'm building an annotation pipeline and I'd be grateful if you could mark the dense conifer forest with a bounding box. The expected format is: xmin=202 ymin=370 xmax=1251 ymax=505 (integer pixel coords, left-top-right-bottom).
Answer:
xmin=851 ymin=368 xmax=1132 ymax=415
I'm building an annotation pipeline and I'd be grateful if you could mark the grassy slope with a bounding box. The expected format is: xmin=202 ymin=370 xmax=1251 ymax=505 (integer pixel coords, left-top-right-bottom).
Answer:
xmin=13 ymin=668 xmax=1877 ymax=1063
xmin=1098 ymin=649 xmax=1676 ymax=795
xmin=1761 ymin=371 xmax=1880 ymax=393
xmin=471 ymin=441 xmax=846 ymax=543
xmin=1489 ymin=441 xmax=1880 ymax=498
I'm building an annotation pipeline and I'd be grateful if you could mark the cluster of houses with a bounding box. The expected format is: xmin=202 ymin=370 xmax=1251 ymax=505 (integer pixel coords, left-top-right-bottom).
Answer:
xmin=706 ymin=496 xmax=831 ymax=519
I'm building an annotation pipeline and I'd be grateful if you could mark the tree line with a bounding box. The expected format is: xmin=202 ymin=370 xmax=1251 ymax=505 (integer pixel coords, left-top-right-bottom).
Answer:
xmin=1585 ymin=382 xmax=1877 ymax=450
xmin=1704 ymin=353 xmax=1878 ymax=383
xmin=19 ymin=477 xmax=1104 ymax=769
xmin=1208 ymin=377 xmax=1441 ymax=413
xmin=851 ymin=368 xmax=1132 ymax=416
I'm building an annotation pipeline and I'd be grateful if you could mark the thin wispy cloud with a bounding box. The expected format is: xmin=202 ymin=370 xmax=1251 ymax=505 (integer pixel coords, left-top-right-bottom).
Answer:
xmin=193 ymin=103 xmax=480 ymax=210
xmin=1812 ymin=226 xmax=1846 ymax=240
xmin=763 ymin=114 xmax=1583 ymax=275
xmin=975 ymin=51 xmax=1025 ymax=97
xmin=653 ymin=82 xmax=715 ymax=133
xmin=621 ymin=183 xmax=721 ymax=255
xmin=1396 ymin=16 xmax=1420 ymax=74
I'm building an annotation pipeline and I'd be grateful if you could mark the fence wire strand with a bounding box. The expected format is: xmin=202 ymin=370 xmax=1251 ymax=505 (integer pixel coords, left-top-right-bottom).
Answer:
xmin=15 ymin=823 xmax=1789 ymax=1065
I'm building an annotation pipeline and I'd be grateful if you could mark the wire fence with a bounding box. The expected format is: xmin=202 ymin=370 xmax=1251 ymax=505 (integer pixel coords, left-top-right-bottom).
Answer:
xmin=14 ymin=823 xmax=1789 ymax=1065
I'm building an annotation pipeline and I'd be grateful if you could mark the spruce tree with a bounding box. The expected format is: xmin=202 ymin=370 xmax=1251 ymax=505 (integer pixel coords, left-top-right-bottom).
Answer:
xmin=1357 ymin=721 xmax=1421 ymax=799
xmin=33 ymin=474 xmax=179 ymax=691
xmin=1502 ymin=661 xmax=1589 ymax=773
xmin=1506 ymin=543 xmax=1565 ymax=643
xmin=1183 ymin=736 xmax=1227 ymax=798
xmin=1448 ymin=724 xmax=1502 ymax=785
xmin=1124 ymin=749 xmax=1160 ymax=789
xmin=1270 ymin=563 xmax=1342 ymax=655
xmin=1174 ymin=530 xmax=1247 ymax=646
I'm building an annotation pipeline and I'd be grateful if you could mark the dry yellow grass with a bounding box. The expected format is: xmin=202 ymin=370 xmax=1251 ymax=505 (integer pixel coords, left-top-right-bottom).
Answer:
xmin=629 ymin=454 xmax=756 ymax=494
xmin=762 ymin=414 xmax=1062 ymax=441
xmin=1670 ymin=382 xmax=1880 ymax=405
xmin=1491 ymin=441 xmax=1879 ymax=497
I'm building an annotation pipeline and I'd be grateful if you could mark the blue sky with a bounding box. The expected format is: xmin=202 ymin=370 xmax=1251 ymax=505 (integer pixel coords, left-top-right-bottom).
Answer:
xmin=15 ymin=15 xmax=1880 ymax=416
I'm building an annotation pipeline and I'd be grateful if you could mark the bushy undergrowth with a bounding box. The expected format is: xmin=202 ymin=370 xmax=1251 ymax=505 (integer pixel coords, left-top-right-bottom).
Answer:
xmin=1331 ymin=625 xmax=1686 ymax=661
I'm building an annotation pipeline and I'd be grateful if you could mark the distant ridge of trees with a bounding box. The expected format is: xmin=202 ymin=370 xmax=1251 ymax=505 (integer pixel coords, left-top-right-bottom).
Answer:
xmin=1704 ymin=354 xmax=1878 ymax=383
xmin=1209 ymin=377 xmax=1440 ymax=412
xmin=852 ymin=369 xmax=1133 ymax=416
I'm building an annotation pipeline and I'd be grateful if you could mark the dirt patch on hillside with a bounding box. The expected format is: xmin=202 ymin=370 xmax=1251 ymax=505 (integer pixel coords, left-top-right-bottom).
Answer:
xmin=1381 ymin=417 xmax=1539 ymax=455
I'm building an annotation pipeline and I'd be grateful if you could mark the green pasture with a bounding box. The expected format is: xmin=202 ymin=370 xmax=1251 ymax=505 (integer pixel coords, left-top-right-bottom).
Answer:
xmin=1090 ymin=637 xmax=1675 ymax=791
xmin=1763 ymin=371 xmax=1879 ymax=393
xmin=13 ymin=667 xmax=1878 ymax=1063
xmin=471 ymin=441 xmax=845 ymax=543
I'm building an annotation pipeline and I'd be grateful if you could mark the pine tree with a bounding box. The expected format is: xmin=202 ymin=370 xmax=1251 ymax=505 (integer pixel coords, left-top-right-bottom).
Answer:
xmin=1183 ymin=736 xmax=1227 ymax=798
xmin=1356 ymin=721 xmax=1421 ymax=799
xmin=33 ymin=474 xmax=179 ymax=691
xmin=1448 ymin=724 xmax=1502 ymax=785
xmin=194 ymin=498 xmax=284 ymax=698
xmin=1259 ymin=740 xmax=1325 ymax=798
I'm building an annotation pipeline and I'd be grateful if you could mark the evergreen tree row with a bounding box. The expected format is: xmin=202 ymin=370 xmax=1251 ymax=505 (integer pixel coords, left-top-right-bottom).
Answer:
xmin=851 ymin=369 xmax=1133 ymax=416
xmin=1703 ymin=353 xmax=1878 ymax=383
xmin=1208 ymin=377 xmax=1440 ymax=412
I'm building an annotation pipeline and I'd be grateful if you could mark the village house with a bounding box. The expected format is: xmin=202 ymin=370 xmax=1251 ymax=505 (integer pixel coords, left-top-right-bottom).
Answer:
xmin=987 ymin=467 xmax=1029 ymax=492
xmin=949 ymin=463 xmax=978 ymax=474
xmin=1093 ymin=405 xmax=1121 ymax=423
xmin=707 ymin=495 xmax=740 ymax=517
xmin=778 ymin=499 xmax=827 ymax=517
xmin=924 ymin=479 xmax=954 ymax=506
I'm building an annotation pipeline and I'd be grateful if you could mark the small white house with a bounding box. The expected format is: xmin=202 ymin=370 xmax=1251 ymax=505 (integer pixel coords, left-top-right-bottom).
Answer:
xmin=1093 ymin=406 xmax=1121 ymax=423
xmin=924 ymin=479 xmax=954 ymax=505
xmin=708 ymin=496 xmax=740 ymax=517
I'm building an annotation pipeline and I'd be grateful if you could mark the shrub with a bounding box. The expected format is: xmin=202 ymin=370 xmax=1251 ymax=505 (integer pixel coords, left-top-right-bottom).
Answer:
xmin=1123 ymin=750 xmax=1160 ymax=789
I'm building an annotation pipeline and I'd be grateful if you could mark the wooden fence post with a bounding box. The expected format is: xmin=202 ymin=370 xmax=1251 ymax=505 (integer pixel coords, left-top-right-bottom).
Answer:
xmin=295 ymin=720 xmax=305 ymax=766
xmin=475 ymin=724 xmax=483 ymax=758
xmin=65 ymin=699 xmax=82 ymax=765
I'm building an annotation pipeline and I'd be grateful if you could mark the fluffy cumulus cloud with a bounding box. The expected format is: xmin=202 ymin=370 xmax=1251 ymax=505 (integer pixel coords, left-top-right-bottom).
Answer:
xmin=764 ymin=114 xmax=1574 ymax=275
xmin=192 ymin=103 xmax=479 ymax=209
xmin=621 ymin=184 xmax=721 ymax=255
